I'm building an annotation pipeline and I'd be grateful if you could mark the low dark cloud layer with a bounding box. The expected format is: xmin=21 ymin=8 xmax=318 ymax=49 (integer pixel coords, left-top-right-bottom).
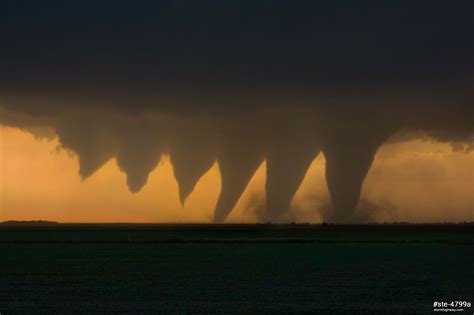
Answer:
xmin=1 ymin=2 xmax=473 ymax=90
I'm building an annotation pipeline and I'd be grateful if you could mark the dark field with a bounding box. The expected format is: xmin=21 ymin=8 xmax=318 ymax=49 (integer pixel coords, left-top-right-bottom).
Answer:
xmin=1 ymin=224 xmax=473 ymax=314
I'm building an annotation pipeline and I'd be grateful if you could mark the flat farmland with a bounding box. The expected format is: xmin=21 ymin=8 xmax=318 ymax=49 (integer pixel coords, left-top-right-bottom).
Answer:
xmin=1 ymin=224 xmax=473 ymax=314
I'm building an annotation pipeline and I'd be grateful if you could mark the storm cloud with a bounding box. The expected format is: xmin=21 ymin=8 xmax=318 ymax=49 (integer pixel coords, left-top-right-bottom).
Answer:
xmin=0 ymin=1 xmax=472 ymax=222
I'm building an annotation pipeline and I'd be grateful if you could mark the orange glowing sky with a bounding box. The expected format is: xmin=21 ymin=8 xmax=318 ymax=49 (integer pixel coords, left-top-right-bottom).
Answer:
xmin=0 ymin=126 xmax=473 ymax=223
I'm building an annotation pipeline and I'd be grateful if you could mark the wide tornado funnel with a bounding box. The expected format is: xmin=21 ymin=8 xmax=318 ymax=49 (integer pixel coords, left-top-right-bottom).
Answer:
xmin=266 ymin=120 xmax=322 ymax=221
xmin=322 ymin=117 xmax=397 ymax=223
xmin=169 ymin=130 xmax=216 ymax=205
xmin=78 ymin=147 xmax=114 ymax=180
xmin=56 ymin=117 xmax=116 ymax=180
xmin=323 ymin=141 xmax=379 ymax=223
xmin=115 ymin=128 xmax=162 ymax=193
xmin=213 ymin=124 xmax=266 ymax=222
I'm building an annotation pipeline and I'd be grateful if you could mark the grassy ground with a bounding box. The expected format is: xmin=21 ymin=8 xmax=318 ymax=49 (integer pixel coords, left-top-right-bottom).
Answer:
xmin=0 ymin=225 xmax=473 ymax=314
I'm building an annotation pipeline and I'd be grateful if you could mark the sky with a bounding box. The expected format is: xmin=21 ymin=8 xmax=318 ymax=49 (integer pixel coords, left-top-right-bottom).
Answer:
xmin=0 ymin=1 xmax=472 ymax=222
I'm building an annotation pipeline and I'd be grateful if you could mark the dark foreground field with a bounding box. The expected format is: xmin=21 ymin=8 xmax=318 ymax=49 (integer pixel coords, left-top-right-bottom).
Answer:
xmin=1 ymin=224 xmax=473 ymax=314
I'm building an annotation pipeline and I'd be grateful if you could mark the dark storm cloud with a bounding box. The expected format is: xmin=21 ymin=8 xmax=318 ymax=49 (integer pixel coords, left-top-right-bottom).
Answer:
xmin=1 ymin=1 xmax=473 ymax=101
xmin=0 ymin=1 xmax=472 ymax=222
